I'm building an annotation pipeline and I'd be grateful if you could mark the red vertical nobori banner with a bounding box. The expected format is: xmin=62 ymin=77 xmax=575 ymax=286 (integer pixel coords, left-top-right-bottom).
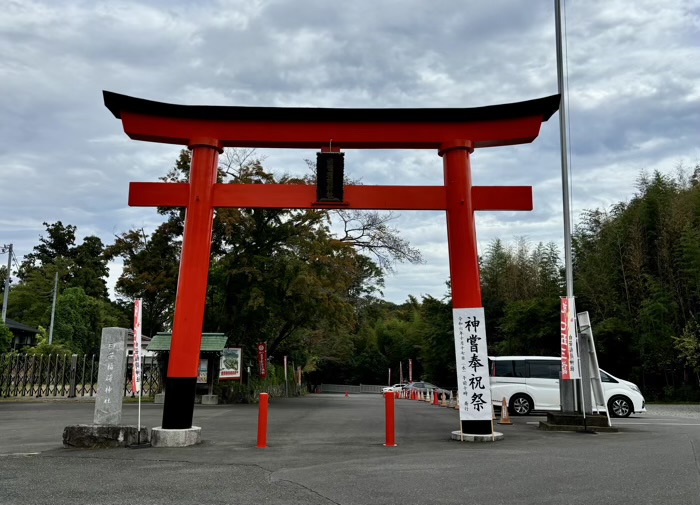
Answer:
xmin=258 ymin=343 xmax=267 ymax=378
xmin=132 ymin=299 xmax=142 ymax=394
xmin=561 ymin=297 xmax=571 ymax=380
xmin=408 ymin=359 xmax=413 ymax=383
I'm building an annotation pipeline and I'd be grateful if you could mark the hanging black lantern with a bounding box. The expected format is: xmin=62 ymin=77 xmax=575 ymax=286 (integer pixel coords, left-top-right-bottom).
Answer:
xmin=316 ymin=152 xmax=345 ymax=203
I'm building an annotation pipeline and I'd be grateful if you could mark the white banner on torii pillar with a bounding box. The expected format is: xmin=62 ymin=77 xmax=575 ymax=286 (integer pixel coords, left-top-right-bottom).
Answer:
xmin=453 ymin=308 xmax=492 ymax=422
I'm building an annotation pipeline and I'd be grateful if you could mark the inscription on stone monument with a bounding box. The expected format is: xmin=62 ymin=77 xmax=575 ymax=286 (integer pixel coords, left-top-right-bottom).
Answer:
xmin=93 ymin=327 xmax=129 ymax=425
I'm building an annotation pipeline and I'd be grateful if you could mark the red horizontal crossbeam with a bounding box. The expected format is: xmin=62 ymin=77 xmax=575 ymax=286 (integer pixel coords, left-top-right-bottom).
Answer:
xmin=120 ymin=113 xmax=543 ymax=150
xmin=128 ymin=182 xmax=532 ymax=212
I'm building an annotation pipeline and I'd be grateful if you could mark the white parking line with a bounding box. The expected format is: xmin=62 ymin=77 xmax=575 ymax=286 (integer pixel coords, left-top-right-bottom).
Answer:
xmin=526 ymin=420 xmax=700 ymax=427
xmin=613 ymin=422 xmax=700 ymax=426
xmin=0 ymin=452 xmax=40 ymax=457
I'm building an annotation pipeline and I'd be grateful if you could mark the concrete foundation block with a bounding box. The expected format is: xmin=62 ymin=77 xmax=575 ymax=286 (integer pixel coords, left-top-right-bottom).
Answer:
xmin=63 ymin=424 xmax=149 ymax=448
xmin=451 ymin=430 xmax=504 ymax=442
xmin=538 ymin=421 xmax=617 ymax=433
xmin=201 ymin=395 xmax=219 ymax=405
xmin=151 ymin=426 xmax=202 ymax=447
xmin=538 ymin=412 xmax=617 ymax=433
xmin=154 ymin=393 xmax=165 ymax=404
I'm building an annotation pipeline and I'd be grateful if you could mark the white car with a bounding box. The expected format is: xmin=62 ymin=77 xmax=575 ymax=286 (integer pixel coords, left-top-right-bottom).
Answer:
xmin=382 ymin=383 xmax=406 ymax=393
xmin=488 ymin=356 xmax=646 ymax=418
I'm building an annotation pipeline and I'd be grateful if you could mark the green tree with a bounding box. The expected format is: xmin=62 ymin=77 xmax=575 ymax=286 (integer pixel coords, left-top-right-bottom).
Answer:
xmin=24 ymin=326 xmax=72 ymax=356
xmin=413 ymin=295 xmax=455 ymax=386
xmin=106 ymin=222 xmax=181 ymax=337
xmin=496 ymin=297 xmax=561 ymax=356
xmin=674 ymin=318 xmax=700 ymax=382
xmin=5 ymin=261 xmax=68 ymax=329
xmin=50 ymin=287 xmax=128 ymax=355
xmin=71 ymin=236 xmax=109 ymax=299
xmin=19 ymin=221 xmax=76 ymax=279
xmin=0 ymin=321 xmax=13 ymax=352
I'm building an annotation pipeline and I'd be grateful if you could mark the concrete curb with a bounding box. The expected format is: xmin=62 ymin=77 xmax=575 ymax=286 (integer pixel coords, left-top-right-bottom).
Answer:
xmin=450 ymin=430 xmax=504 ymax=442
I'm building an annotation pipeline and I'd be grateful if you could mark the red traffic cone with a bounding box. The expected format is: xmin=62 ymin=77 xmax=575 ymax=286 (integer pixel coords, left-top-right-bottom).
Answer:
xmin=433 ymin=391 xmax=439 ymax=405
xmin=345 ymin=389 xmax=349 ymax=397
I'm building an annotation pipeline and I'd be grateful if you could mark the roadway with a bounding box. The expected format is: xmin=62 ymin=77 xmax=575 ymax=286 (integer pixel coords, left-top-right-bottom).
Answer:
xmin=1 ymin=395 xmax=699 ymax=504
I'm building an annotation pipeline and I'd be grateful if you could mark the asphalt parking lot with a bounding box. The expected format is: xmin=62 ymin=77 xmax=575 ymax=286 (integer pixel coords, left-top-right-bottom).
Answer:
xmin=1 ymin=395 xmax=699 ymax=505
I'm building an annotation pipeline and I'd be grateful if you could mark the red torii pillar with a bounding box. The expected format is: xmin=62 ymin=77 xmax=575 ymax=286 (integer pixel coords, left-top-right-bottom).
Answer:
xmin=104 ymin=92 xmax=559 ymax=434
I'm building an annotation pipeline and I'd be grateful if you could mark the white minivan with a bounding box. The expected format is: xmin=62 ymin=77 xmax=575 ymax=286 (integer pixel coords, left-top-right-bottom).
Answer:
xmin=489 ymin=356 xmax=646 ymax=417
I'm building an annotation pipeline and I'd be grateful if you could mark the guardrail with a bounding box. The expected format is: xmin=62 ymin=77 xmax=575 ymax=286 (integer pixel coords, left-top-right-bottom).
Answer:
xmin=319 ymin=383 xmax=385 ymax=394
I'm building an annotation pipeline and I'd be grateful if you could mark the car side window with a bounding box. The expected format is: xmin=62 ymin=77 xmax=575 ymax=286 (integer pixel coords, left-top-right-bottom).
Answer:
xmin=492 ymin=360 xmax=526 ymax=377
xmin=600 ymin=371 xmax=618 ymax=383
xmin=528 ymin=360 xmax=560 ymax=379
xmin=493 ymin=360 xmax=513 ymax=377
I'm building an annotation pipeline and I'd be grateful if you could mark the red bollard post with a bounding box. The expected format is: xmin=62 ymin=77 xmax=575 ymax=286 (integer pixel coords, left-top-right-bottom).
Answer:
xmin=384 ymin=392 xmax=397 ymax=447
xmin=257 ymin=392 xmax=269 ymax=448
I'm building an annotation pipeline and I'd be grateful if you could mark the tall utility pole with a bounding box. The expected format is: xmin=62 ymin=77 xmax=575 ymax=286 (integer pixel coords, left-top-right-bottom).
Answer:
xmin=554 ymin=0 xmax=580 ymax=414
xmin=555 ymin=0 xmax=574 ymax=298
xmin=48 ymin=272 xmax=58 ymax=344
xmin=1 ymin=243 xmax=12 ymax=324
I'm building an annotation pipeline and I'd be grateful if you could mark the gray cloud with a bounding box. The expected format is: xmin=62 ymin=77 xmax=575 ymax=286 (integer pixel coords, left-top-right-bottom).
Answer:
xmin=0 ymin=0 xmax=698 ymax=305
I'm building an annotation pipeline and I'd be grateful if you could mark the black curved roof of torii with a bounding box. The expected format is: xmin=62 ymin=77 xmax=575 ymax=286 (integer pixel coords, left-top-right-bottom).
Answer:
xmin=103 ymin=91 xmax=561 ymax=124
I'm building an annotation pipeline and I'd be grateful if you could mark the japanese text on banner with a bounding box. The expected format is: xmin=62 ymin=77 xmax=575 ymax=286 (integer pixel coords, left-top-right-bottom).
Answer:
xmin=560 ymin=297 xmax=580 ymax=380
xmin=452 ymin=308 xmax=491 ymax=423
xmin=132 ymin=299 xmax=142 ymax=394
xmin=257 ymin=343 xmax=267 ymax=378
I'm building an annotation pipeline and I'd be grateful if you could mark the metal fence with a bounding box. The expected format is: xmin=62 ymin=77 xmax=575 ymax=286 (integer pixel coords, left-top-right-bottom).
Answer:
xmin=0 ymin=353 xmax=162 ymax=398
xmin=319 ymin=383 xmax=385 ymax=394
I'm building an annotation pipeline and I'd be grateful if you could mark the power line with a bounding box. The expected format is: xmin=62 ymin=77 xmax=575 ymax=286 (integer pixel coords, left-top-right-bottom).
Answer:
xmin=1 ymin=244 xmax=12 ymax=323
xmin=11 ymin=250 xmax=21 ymax=273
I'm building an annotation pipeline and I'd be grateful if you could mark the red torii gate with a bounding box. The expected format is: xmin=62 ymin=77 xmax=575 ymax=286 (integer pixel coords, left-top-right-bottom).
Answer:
xmin=104 ymin=91 xmax=559 ymax=435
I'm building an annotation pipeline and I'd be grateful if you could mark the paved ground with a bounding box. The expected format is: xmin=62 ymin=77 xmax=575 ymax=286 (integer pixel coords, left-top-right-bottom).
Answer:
xmin=1 ymin=396 xmax=700 ymax=504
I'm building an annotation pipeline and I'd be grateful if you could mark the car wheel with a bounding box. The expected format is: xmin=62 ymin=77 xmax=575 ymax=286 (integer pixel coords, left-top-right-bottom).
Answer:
xmin=509 ymin=394 xmax=532 ymax=416
xmin=608 ymin=395 xmax=632 ymax=418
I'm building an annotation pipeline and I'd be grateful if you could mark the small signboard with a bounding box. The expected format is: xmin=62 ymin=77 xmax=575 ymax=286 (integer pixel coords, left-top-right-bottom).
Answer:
xmin=219 ymin=347 xmax=242 ymax=380
xmin=197 ymin=359 xmax=208 ymax=384
xmin=257 ymin=343 xmax=267 ymax=378
xmin=316 ymin=152 xmax=345 ymax=202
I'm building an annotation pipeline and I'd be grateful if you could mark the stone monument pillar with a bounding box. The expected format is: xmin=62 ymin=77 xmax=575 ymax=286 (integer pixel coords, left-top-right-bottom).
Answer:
xmin=94 ymin=327 xmax=129 ymax=425
xmin=63 ymin=327 xmax=150 ymax=448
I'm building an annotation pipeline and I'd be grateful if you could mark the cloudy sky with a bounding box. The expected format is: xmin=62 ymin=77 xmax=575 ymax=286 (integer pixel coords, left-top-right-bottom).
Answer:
xmin=1 ymin=0 xmax=698 ymax=304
